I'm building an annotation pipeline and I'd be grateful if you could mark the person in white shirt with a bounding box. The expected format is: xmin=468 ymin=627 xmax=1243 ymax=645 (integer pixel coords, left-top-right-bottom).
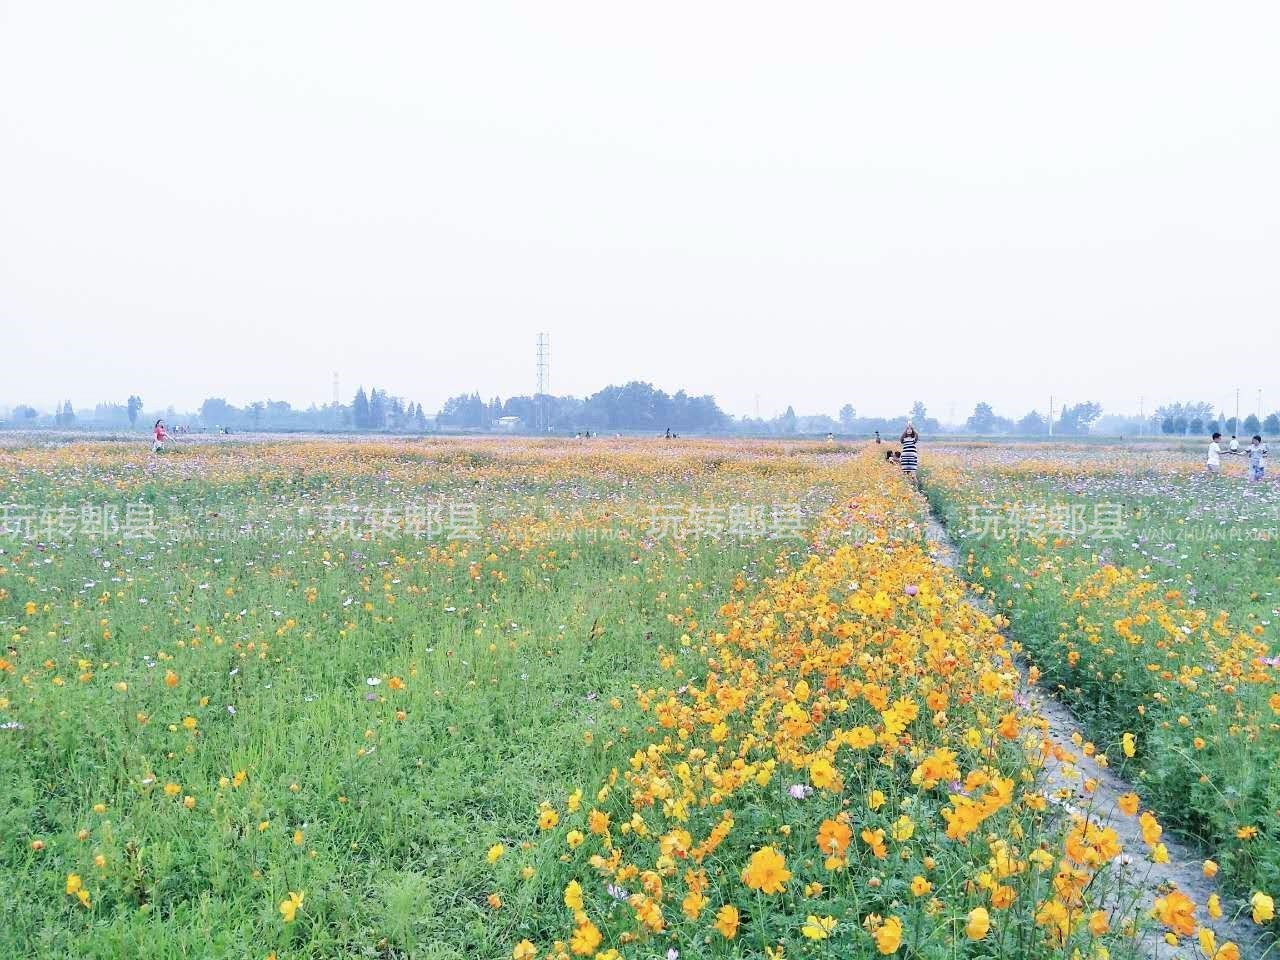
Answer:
xmin=1229 ymin=435 xmax=1240 ymax=453
xmin=1207 ymin=432 xmax=1223 ymax=473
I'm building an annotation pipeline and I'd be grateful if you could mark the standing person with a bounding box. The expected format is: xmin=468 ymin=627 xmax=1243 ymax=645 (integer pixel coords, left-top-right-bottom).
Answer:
xmin=875 ymin=430 xmax=882 ymax=444
xmin=152 ymin=419 xmax=168 ymax=453
xmin=1206 ymin=431 xmax=1223 ymax=474
xmin=899 ymin=422 xmax=919 ymax=486
xmin=1247 ymin=434 xmax=1268 ymax=481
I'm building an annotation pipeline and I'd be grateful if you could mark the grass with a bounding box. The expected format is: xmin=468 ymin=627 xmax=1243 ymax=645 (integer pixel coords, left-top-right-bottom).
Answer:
xmin=0 ymin=437 xmax=853 ymax=959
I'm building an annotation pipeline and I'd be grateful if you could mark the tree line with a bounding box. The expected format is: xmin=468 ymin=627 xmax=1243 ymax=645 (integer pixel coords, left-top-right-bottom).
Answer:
xmin=4 ymin=390 xmax=1277 ymax=438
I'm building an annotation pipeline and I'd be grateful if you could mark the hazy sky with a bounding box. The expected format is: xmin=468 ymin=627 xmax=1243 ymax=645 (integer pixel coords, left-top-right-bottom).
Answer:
xmin=2 ymin=1 xmax=1277 ymax=421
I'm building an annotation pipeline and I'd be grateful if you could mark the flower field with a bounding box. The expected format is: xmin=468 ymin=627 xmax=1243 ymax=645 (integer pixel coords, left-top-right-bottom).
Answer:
xmin=0 ymin=437 xmax=1265 ymax=958
xmin=924 ymin=441 xmax=1280 ymax=900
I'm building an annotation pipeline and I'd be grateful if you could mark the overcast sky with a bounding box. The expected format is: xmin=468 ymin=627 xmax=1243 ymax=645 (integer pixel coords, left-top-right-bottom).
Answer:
xmin=2 ymin=0 xmax=1277 ymax=421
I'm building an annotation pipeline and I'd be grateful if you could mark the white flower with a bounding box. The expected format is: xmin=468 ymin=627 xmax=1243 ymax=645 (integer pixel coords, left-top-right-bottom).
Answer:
xmin=366 ymin=676 xmax=381 ymax=686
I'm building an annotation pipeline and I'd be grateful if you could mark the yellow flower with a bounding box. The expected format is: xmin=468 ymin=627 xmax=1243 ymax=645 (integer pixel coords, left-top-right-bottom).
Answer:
xmin=563 ymin=880 xmax=583 ymax=912
xmin=910 ymin=876 xmax=932 ymax=897
xmin=569 ymin=918 xmax=601 ymax=956
xmin=512 ymin=940 xmax=537 ymax=960
xmin=801 ymin=914 xmax=837 ymax=940
xmin=966 ymin=906 xmax=990 ymax=940
xmin=1121 ymin=732 xmax=1136 ymax=758
xmin=1117 ymin=793 xmax=1139 ymax=816
xmin=1203 ymin=859 xmax=1219 ymax=878
xmin=1088 ymin=910 xmax=1109 ymax=935
xmin=742 ymin=846 xmax=790 ymax=894
xmin=1251 ymin=891 xmax=1274 ymax=924
xmin=487 ymin=843 xmax=504 ymax=864
xmin=874 ymin=915 xmax=903 ymax=954
xmin=278 ymin=890 xmax=305 ymax=924
xmin=715 ymin=904 xmax=739 ymax=939
xmin=538 ymin=808 xmax=559 ymax=831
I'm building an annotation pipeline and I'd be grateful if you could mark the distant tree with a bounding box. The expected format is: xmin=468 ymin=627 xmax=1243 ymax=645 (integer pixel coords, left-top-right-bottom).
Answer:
xmin=1226 ymin=416 xmax=1238 ymax=434
xmin=1265 ymin=413 xmax=1280 ymax=435
xmin=127 ymin=395 xmax=143 ymax=428
xmin=414 ymin=403 xmax=427 ymax=431
xmin=1056 ymin=402 xmax=1102 ymax=436
xmin=368 ymin=389 xmax=387 ymax=429
xmin=909 ymin=401 xmax=928 ymax=423
xmin=838 ymin=404 xmax=856 ymax=430
xmin=438 ymin=392 xmax=488 ymax=428
xmin=1189 ymin=417 xmax=1204 ymax=435
xmin=1017 ymin=410 xmax=1046 ymax=434
xmin=1244 ymin=414 xmax=1261 ymax=435
xmin=1173 ymin=416 xmax=1188 ymax=435
xmin=352 ymin=388 xmax=371 ymax=429
xmin=779 ymin=405 xmax=798 ymax=434
xmin=1161 ymin=417 xmax=1175 ymax=435
xmin=248 ymin=401 xmax=265 ymax=428
xmin=14 ymin=404 xmax=39 ymax=420
xmin=966 ymin=402 xmax=998 ymax=434
xmin=200 ymin=397 xmax=237 ymax=427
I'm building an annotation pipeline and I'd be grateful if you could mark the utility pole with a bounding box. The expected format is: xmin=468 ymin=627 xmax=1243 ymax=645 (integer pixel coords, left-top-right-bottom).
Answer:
xmin=1048 ymin=395 xmax=1055 ymax=437
xmin=1235 ymin=387 xmax=1240 ymax=436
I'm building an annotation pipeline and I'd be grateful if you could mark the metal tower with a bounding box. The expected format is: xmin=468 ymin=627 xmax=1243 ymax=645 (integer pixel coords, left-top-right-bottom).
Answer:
xmin=536 ymin=333 xmax=551 ymax=431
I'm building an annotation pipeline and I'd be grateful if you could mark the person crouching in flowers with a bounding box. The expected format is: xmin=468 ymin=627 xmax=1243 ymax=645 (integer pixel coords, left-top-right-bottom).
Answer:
xmin=152 ymin=419 xmax=168 ymax=453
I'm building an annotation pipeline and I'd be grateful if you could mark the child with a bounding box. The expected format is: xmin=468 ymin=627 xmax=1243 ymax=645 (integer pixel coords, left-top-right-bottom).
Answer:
xmin=1206 ymin=432 xmax=1222 ymax=474
xmin=152 ymin=419 xmax=167 ymax=453
xmin=1248 ymin=435 xmax=1268 ymax=481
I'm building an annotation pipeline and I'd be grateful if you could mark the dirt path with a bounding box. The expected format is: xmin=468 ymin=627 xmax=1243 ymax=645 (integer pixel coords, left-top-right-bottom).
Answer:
xmin=923 ymin=512 xmax=1264 ymax=959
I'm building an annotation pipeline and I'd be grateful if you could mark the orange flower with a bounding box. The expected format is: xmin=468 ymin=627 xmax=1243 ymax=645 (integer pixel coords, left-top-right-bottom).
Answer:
xmin=742 ymin=846 xmax=790 ymax=894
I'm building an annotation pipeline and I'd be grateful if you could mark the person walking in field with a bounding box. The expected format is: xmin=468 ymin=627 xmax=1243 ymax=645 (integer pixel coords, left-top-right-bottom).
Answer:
xmin=1247 ymin=434 xmax=1268 ymax=481
xmin=899 ymin=422 xmax=919 ymax=486
xmin=152 ymin=419 xmax=168 ymax=453
xmin=1206 ymin=431 xmax=1223 ymax=474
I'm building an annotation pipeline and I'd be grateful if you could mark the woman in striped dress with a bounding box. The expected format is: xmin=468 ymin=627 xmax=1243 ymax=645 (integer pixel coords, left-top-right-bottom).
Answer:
xmin=899 ymin=423 xmax=919 ymax=485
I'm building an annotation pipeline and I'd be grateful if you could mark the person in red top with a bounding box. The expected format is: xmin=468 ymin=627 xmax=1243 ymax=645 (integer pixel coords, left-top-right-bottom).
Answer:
xmin=152 ymin=419 xmax=167 ymax=453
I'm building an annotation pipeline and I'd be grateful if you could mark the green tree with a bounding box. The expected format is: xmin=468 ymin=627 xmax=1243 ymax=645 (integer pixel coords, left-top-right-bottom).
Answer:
xmin=1017 ymin=410 xmax=1045 ymax=434
xmin=352 ymin=388 xmax=371 ymax=429
xmin=838 ymin=404 xmax=856 ymax=430
xmin=1264 ymin=413 xmax=1279 ymax=435
xmin=127 ymin=395 xmax=142 ymax=428
xmin=966 ymin=402 xmax=997 ymax=433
